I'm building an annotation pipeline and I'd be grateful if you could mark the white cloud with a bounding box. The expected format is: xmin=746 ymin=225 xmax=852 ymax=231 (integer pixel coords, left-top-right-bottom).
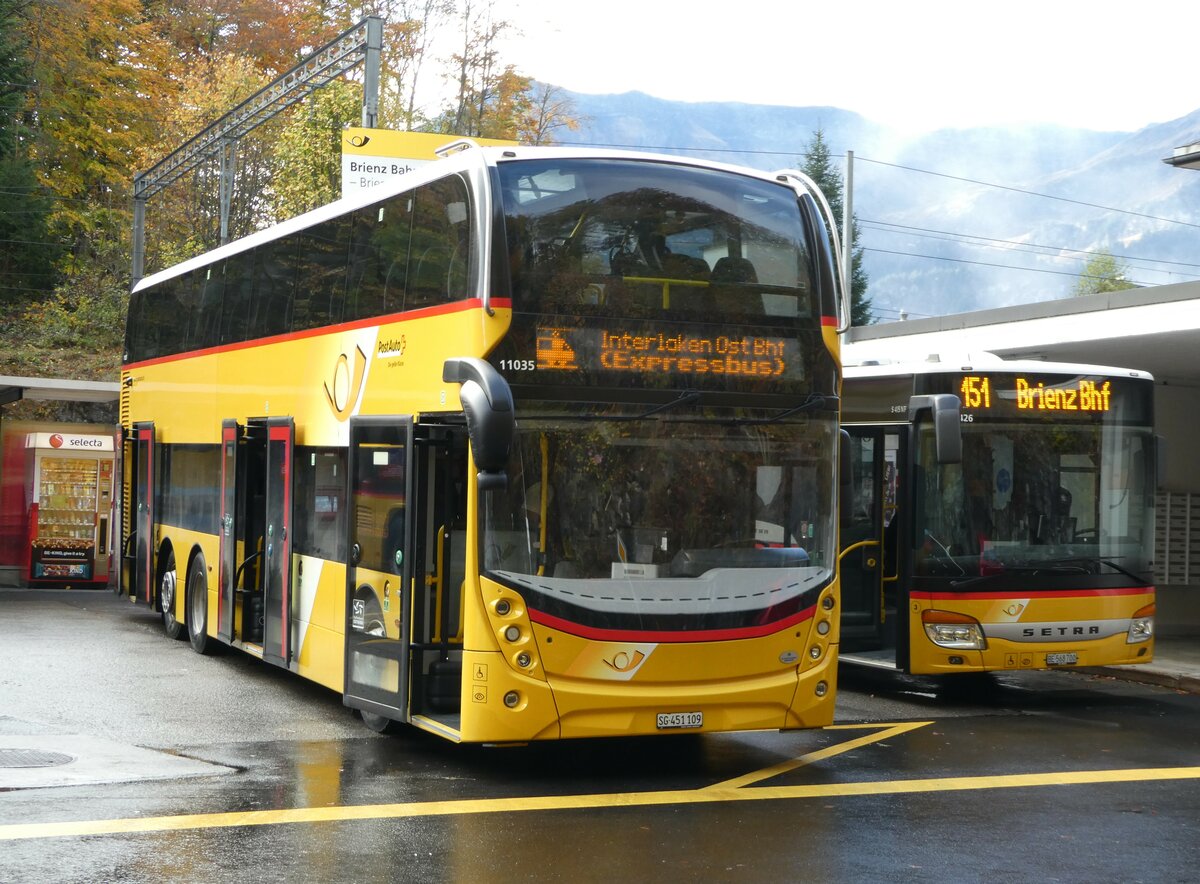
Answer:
xmin=498 ymin=0 xmax=1199 ymax=133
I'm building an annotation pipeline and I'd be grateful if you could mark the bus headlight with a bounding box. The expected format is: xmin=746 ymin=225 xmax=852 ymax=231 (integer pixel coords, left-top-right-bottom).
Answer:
xmin=922 ymin=610 xmax=986 ymax=650
xmin=1127 ymin=603 xmax=1155 ymax=643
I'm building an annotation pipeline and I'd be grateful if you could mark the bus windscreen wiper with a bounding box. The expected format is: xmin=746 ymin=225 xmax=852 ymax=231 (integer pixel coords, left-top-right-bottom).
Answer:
xmin=950 ymin=557 xmax=1149 ymax=588
xmin=727 ymin=392 xmax=839 ymax=425
xmin=614 ymin=389 xmax=702 ymax=422
xmin=949 ymin=564 xmax=1078 ymax=588
xmin=517 ymin=390 xmax=703 ymax=423
xmin=1036 ymin=556 xmax=1152 ymax=586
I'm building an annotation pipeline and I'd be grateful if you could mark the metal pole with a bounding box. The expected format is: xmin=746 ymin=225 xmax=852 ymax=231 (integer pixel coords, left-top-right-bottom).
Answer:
xmin=219 ymin=139 xmax=236 ymax=245
xmin=842 ymin=149 xmax=854 ymax=322
xmin=131 ymin=179 xmax=146 ymax=289
xmin=362 ymin=16 xmax=383 ymax=128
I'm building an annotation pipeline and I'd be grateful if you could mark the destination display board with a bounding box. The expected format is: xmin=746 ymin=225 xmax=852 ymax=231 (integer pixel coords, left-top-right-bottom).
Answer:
xmin=489 ymin=315 xmax=820 ymax=397
xmin=929 ymin=372 xmax=1150 ymax=424
xmin=843 ymin=371 xmax=1152 ymax=425
xmin=532 ymin=324 xmax=799 ymax=382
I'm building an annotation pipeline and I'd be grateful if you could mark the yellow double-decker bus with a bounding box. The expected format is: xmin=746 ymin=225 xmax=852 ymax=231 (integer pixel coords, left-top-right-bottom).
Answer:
xmin=839 ymin=353 xmax=1157 ymax=676
xmin=118 ymin=146 xmax=849 ymax=742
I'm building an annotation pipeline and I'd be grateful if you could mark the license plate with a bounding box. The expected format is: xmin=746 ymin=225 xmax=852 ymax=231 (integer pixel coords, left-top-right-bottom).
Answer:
xmin=657 ymin=711 xmax=703 ymax=730
xmin=1046 ymin=652 xmax=1078 ymax=665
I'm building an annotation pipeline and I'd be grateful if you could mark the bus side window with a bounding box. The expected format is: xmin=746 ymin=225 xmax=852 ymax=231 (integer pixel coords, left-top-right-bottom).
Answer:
xmin=220 ymin=248 xmax=256 ymax=346
xmin=195 ymin=270 xmax=224 ymax=351
xmin=251 ymin=237 xmax=296 ymax=340
xmin=407 ymin=175 xmax=472 ymax=309
xmin=345 ymin=202 xmax=403 ymax=322
xmin=293 ymin=217 xmax=350 ymax=332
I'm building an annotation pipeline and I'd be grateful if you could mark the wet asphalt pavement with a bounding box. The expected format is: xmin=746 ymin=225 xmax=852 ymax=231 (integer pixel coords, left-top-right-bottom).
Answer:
xmin=1 ymin=589 xmax=1197 ymax=883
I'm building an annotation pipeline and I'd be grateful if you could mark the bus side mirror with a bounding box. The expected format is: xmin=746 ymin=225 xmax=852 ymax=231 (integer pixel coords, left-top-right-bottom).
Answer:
xmin=909 ymin=394 xmax=962 ymax=464
xmin=839 ymin=428 xmax=853 ymax=512
xmin=443 ymin=357 xmax=514 ymax=491
xmin=1155 ymin=434 xmax=1166 ymax=490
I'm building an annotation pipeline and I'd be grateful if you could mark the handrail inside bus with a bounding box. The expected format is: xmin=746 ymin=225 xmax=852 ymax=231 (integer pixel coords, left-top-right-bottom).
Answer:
xmin=838 ymin=538 xmax=880 ymax=562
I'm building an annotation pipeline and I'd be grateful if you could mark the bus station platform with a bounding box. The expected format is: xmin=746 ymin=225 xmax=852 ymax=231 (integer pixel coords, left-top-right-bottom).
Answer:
xmin=0 ymin=585 xmax=1196 ymax=694
xmin=1093 ymin=635 xmax=1200 ymax=694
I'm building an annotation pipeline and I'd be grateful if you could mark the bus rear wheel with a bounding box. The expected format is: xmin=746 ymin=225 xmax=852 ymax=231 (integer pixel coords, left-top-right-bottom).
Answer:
xmin=186 ymin=554 xmax=216 ymax=656
xmin=160 ymin=553 xmax=185 ymax=641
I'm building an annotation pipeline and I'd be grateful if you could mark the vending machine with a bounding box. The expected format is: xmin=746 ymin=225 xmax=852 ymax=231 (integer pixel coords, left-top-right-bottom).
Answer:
xmin=26 ymin=432 xmax=115 ymax=585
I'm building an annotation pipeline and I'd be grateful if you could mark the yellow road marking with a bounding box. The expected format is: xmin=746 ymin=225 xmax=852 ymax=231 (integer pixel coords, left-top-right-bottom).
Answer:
xmin=4 ymin=716 xmax=1198 ymax=843
xmin=5 ymin=766 xmax=1200 ymax=842
xmin=706 ymin=721 xmax=933 ymax=789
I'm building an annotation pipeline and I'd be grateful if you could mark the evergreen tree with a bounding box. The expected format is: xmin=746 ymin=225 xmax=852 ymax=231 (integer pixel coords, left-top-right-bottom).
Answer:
xmin=800 ymin=129 xmax=872 ymax=326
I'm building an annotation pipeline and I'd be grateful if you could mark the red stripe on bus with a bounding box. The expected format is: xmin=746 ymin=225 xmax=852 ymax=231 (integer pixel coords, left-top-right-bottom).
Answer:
xmin=911 ymin=586 xmax=1153 ymax=601
xmin=526 ymin=605 xmax=815 ymax=643
xmin=822 ymin=315 xmax=837 ymax=327
xmin=124 ymin=298 xmax=498 ymax=370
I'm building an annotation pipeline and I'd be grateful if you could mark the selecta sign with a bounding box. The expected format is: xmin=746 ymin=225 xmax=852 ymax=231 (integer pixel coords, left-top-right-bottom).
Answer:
xmin=26 ymin=432 xmax=114 ymax=452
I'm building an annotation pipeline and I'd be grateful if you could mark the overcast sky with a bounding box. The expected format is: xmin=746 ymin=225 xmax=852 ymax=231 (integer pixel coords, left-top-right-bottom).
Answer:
xmin=498 ymin=0 xmax=1197 ymax=134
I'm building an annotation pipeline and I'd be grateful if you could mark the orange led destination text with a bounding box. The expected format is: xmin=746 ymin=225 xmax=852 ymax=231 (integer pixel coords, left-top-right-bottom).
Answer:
xmin=536 ymin=327 xmax=789 ymax=378
xmin=1015 ymin=378 xmax=1111 ymax=412
xmin=961 ymin=375 xmax=1113 ymax=413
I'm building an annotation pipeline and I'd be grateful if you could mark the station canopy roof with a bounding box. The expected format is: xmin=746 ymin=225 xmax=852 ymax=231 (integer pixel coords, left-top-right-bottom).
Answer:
xmin=0 ymin=375 xmax=120 ymax=407
xmin=843 ymin=280 xmax=1200 ymax=386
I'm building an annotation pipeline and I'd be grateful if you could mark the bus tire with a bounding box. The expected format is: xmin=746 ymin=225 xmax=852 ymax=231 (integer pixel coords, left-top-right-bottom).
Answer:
xmin=359 ymin=710 xmax=403 ymax=735
xmin=160 ymin=551 xmax=185 ymax=641
xmin=186 ymin=553 xmax=216 ymax=656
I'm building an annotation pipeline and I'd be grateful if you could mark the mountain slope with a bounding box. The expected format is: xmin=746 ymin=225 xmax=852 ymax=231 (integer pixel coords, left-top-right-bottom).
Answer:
xmin=559 ymin=89 xmax=1200 ymax=318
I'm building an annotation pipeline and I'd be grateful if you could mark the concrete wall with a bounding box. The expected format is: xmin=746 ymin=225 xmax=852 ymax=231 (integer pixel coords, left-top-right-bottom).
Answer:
xmin=1155 ymin=383 xmax=1200 ymax=492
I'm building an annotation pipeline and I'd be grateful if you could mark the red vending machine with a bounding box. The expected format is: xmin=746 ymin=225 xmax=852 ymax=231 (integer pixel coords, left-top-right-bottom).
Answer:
xmin=26 ymin=432 xmax=115 ymax=585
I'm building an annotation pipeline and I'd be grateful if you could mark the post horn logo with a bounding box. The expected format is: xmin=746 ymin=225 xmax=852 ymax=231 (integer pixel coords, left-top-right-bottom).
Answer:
xmin=324 ymin=345 xmax=368 ymax=421
xmin=602 ymin=650 xmax=646 ymax=673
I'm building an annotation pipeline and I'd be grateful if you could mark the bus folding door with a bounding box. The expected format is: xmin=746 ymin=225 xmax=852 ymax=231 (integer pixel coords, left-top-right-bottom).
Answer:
xmin=261 ymin=418 xmax=295 ymax=667
xmin=123 ymin=421 xmax=155 ymax=606
xmin=344 ymin=417 xmax=415 ymax=724
xmin=217 ymin=420 xmax=239 ymax=643
xmin=840 ymin=427 xmax=888 ymax=654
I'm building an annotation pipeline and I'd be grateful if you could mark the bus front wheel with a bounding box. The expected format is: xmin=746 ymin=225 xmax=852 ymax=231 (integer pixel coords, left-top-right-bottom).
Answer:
xmin=359 ymin=710 xmax=403 ymax=735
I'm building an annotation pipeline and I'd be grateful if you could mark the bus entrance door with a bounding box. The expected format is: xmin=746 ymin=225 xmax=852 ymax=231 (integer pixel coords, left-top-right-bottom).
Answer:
xmin=407 ymin=424 xmax=469 ymax=727
xmin=216 ymin=420 xmax=239 ymax=642
xmin=839 ymin=427 xmax=896 ymax=667
xmin=217 ymin=417 xmax=294 ymax=661
xmin=260 ymin=418 xmax=294 ymax=667
xmin=124 ymin=421 xmax=156 ymax=606
xmin=344 ymin=417 xmax=415 ymax=726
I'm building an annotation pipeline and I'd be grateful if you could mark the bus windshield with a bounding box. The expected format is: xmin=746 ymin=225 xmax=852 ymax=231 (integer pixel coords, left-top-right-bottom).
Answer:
xmin=482 ymin=414 xmax=836 ymax=635
xmin=498 ymin=157 xmax=816 ymax=324
xmin=914 ymin=419 xmax=1156 ymax=586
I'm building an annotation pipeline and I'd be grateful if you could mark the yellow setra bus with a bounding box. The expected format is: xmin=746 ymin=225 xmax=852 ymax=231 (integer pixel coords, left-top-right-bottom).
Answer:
xmin=118 ymin=145 xmax=849 ymax=742
xmin=839 ymin=353 xmax=1157 ymax=676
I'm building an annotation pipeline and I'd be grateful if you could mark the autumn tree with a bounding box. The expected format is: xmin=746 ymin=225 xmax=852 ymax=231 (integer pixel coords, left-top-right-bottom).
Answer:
xmin=438 ymin=0 xmax=507 ymax=137
xmin=272 ymin=79 xmax=363 ymax=219
xmin=520 ymin=82 xmax=582 ymax=146
xmin=147 ymin=0 xmax=340 ymax=74
xmin=381 ymin=0 xmax=455 ymax=130
xmin=0 ymin=0 xmax=59 ymax=307
xmin=24 ymin=0 xmax=170 ymax=277
xmin=1072 ymin=250 xmax=1133 ymax=296
xmin=800 ymin=129 xmax=872 ymax=326
xmin=137 ymin=52 xmax=275 ymax=271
